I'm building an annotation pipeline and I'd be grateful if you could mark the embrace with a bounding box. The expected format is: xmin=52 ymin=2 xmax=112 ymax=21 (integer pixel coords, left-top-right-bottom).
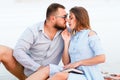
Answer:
xmin=0 ymin=3 xmax=105 ymax=80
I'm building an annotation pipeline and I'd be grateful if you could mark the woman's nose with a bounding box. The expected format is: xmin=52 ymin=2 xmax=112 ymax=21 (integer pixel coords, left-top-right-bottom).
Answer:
xmin=65 ymin=18 xmax=69 ymax=22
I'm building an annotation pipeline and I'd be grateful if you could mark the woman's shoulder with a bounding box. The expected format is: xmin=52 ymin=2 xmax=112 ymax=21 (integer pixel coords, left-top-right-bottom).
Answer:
xmin=88 ymin=30 xmax=97 ymax=37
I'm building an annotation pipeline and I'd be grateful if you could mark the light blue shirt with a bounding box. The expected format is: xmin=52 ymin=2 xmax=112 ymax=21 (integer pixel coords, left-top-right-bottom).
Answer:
xmin=13 ymin=21 xmax=64 ymax=76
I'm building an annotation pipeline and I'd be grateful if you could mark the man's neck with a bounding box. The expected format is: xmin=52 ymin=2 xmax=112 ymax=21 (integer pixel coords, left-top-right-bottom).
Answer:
xmin=44 ymin=21 xmax=58 ymax=40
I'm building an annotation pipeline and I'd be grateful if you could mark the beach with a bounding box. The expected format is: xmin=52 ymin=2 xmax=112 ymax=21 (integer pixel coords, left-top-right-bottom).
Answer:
xmin=0 ymin=62 xmax=120 ymax=80
xmin=0 ymin=63 xmax=18 ymax=80
xmin=0 ymin=0 xmax=120 ymax=79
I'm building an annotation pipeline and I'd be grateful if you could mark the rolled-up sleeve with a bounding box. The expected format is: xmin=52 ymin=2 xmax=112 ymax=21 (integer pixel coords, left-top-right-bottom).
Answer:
xmin=13 ymin=27 xmax=40 ymax=72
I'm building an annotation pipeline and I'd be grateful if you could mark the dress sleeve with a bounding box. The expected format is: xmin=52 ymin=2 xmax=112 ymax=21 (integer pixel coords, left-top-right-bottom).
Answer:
xmin=88 ymin=34 xmax=105 ymax=56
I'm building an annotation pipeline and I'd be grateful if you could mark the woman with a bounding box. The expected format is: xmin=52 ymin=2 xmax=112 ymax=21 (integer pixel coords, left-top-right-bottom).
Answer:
xmin=26 ymin=6 xmax=105 ymax=80
xmin=49 ymin=6 xmax=105 ymax=80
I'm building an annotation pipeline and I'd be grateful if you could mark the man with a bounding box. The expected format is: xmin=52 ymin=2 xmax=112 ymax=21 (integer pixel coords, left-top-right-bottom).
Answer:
xmin=0 ymin=3 xmax=67 ymax=80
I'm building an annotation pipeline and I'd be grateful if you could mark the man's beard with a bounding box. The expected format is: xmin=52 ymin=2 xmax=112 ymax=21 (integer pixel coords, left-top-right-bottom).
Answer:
xmin=54 ymin=24 xmax=66 ymax=30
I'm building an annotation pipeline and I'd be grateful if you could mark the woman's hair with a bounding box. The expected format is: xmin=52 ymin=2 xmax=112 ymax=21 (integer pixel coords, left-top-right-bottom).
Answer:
xmin=46 ymin=3 xmax=65 ymax=19
xmin=70 ymin=6 xmax=91 ymax=31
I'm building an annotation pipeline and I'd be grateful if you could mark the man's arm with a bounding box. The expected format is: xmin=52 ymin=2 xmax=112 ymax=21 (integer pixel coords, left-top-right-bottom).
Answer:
xmin=13 ymin=27 xmax=40 ymax=72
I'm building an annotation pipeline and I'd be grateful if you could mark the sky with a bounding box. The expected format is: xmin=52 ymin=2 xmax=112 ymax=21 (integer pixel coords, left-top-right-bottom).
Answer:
xmin=0 ymin=0 xmax=120 ymax=79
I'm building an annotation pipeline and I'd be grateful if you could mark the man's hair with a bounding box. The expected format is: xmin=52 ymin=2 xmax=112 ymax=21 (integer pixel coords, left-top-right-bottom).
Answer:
xmin=46 ymin=3 xmax=65 ymax=19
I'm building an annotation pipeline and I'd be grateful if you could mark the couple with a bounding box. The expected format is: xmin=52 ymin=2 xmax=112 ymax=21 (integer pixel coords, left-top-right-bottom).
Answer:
xmin=0 ymin=3 xmax=105 ymax=80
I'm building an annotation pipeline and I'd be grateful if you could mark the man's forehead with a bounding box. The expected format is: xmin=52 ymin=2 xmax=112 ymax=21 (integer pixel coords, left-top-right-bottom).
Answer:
xmin=57 ymin=8 xmax=66 ymax=14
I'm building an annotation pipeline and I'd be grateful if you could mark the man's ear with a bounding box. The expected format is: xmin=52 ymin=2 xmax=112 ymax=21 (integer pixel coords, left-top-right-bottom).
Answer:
xmin=50 ymin=15 xmax=56 ymax=23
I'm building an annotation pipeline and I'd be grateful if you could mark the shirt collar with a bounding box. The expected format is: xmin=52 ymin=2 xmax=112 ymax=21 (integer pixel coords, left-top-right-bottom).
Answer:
xmin=38 ymin=21 xmax=45 ymax=33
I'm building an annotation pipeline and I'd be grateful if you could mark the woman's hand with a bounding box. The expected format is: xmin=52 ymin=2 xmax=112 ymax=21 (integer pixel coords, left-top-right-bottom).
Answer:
xmin=61 ymin=29 xmax=71 ymax=43
xmin=63 ymin=61 xmax=80 ymax=69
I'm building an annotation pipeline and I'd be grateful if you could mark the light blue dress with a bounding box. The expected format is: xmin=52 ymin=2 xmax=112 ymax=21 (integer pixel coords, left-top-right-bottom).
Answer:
xmin=49 ymin=29 xmax=105 ymax=80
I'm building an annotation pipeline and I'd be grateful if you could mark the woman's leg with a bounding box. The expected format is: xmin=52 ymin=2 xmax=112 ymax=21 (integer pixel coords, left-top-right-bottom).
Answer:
xmin=0 ymin=45 xmax=26 ymax=80
xmin=26 ymin=66 xmax=50 ymax=80
xmin=48 ymin=72 xmax=69 ymax=80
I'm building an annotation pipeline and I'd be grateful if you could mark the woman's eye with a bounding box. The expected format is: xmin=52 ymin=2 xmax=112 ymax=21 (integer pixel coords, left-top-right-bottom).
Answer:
xmin=69 ymin=17 xmax=73 ymax=20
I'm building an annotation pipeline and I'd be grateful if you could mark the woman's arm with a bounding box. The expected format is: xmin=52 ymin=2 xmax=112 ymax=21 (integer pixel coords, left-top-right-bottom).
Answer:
xmin=64 ymin=54 xmax=105 ymax=69
xmin=78 ymin=54 xmax=105 ymax=66
xmin=80 ymin=30 xmax=105 ymax=65
xmin=61 ymin=29 xmax=71 ymax=65
xmin=64 ymin=31 xmax=106 ymax=69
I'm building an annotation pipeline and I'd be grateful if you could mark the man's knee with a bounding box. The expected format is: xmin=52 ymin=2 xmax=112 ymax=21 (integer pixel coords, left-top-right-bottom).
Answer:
xmin=0 ymin=45 xmax=26 ymax=79
xmin=0 ymin=45 xmax=13 ymax=61
xmin=55 ymin=72 xmax=68 ymax=78
xmin=54 ymin=72 xmax=64 ymax=76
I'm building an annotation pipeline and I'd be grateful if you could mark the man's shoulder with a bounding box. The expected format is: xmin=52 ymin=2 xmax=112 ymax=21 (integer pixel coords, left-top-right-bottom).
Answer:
xmin=28 ymin=21 xmax=44 ymax=31
xmin=30 ymin=21 xmax=44 ymax=28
